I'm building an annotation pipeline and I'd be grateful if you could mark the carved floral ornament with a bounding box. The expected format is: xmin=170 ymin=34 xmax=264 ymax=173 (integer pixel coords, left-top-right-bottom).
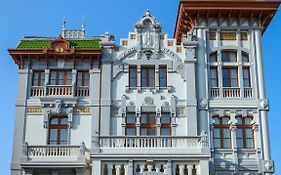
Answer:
xmin=41 ymin=99 xmax=76 ymax=129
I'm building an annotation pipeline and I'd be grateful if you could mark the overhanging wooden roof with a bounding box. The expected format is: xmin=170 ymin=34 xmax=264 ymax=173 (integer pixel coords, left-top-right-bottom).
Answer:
xmin=174 ymin=0 xmax=281 ymax=44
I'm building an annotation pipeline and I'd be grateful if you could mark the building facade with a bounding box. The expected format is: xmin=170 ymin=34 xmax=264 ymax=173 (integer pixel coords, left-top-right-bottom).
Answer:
xmin=8 ymin=0 xmax=280 ymax=175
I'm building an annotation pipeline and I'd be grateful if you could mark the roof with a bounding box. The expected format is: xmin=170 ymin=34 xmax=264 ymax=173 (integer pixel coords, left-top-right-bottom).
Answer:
xmin=17 ymin=38 xmax=100 ymax=49
xmin=174 ymin=0 xmax=281 ymax=44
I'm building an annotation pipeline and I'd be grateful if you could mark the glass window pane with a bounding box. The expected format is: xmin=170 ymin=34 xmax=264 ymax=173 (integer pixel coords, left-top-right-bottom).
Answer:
xmin=126 ymin=128 xmax=136 ymax=136
xmin=237 ymin=138 xmax=243 ymax=148
xmin=66 ymin=71 xmax=72 ymax=85
xmin=223 ymin=129 xmax=230 ymax=138
xmin=161 ymin=114 xmax=170 ymax=124
xmin=213 ymin=117 xmax=220 ymax=124
xmin=213 ymin=129 xmax=220 ymax=138
xmin=214 ymin=139 xmax=221 ymax=148
xmin=222 ymin=69 xmax=230 ymax=87
xmin=127 ymin=114 xmax=135 ymax=123
xmin=129 ymin=66 xmax=137 ymax=87
xmin=61 ymin=118 xmax=68 ymax=124
xmin=141 ymin=114 xmax=147 ymax=124
xmin=229 ymin=52 xmax=237 ymax=62
xmin=149 ymin=114 xmax=156 ymax=123
xmin=222 ymin=117 xmax=229 ymax=124
xmin=159 ymin=66 xmax=167 ymax=87
xmin=236 ymin=129 xmax=243 ymax=139
xmin=50 ymin=71 xmax=57 ymax=85
xmin=209 ymin=53 xmax=217 ymax=62
xmin=60 ymin=129 xmax=68 ymax=144
xmin=40 ymin=72 xmax=45 ymax=86
xmin=242 ymin=53 xmax=249 ymax=62
xmin=50 ymin=129 xmax=58 ymax=144
xmin=148 ymin=128 xmax=156 ymax=136
xmin=236 ymin=117 xmax=242 ymax=125
xmin=51 ymin=118 xmax=58 ymax=124
xmin=140 ymin=128 xmax=147 ymax=135
xmin=246 ymin=129 xmax=252 ymax=138
xmin=245 ymin=117 xmax=252 ymax=125
xmin=161 ymin=128 xmax=171 ymax=136
xmin=246 ymin=138 xmax=253 ymax=148
xmin=223 ymin=138 xmax=230 ymax=148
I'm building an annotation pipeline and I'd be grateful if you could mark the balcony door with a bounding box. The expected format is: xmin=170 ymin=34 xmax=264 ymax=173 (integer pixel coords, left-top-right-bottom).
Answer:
xmin=48 ymin=116 xmax=68 ymax=145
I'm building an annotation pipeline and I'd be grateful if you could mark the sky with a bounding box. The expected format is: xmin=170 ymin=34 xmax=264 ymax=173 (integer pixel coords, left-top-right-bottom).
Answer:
xmin=0 ymin=0 xmax=280 ymax=174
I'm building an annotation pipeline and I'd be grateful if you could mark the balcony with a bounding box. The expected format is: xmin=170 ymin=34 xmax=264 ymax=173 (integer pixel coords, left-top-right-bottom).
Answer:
xmin=95 ymin=135 xmax=209 ymax=156
xmin=210 ymin=87 xmax=253 ymax=98
xmin=30 ymin=86 xmax=89 ymax=97
xmin=21 ymin=143 xmax=89 ymax=167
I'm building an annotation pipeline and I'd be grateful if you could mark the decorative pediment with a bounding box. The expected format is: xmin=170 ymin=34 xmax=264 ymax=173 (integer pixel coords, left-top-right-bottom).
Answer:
xmin=44 ymin=35 xmax=74 ymax=54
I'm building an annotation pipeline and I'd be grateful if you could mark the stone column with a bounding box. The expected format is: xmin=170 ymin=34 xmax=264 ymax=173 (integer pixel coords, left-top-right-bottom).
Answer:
xmin=99 ymin=34 xmax=115 ymax=136
xmin=196 ymin=28 xmax=208 ymax=134
xmin=127 ymin=160 xmax=134 ymax=175
xmin=254 ymin=29 xmax=273 ymax=174
xmin=187 ymin=165 xmax=193 ymax=175
xmin=165 ymin=160 xmax=172 ymax=175
xmin=90 ymin=63 xmax=101 ymax=150
xmin=182 ymin=35 xmax=198 ymax=136
xmin=229 ymin=115 xmax=238 ymax=174
xmin=92 ymin=159 xmax=102 ymax=175
xmin=179 ymin=165 xmax=185 ymax=175
xmin=198 ymin=160 xmax=209 ymax=175
xmin=11 ymin=69 xmax=29 ymax=175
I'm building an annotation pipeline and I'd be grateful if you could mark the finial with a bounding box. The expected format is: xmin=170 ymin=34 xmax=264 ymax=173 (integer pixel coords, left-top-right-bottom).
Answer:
xmin=62 ymin=16 xmax=66 ymax=31
xmin=145 ymin=9 xmax=150 ymax=16
xmin=82 ymin=16 xmax=85 ymax=31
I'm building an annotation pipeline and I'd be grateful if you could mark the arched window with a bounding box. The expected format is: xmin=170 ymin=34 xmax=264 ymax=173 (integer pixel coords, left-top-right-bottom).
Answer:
xmin=236 ymin=116 xmax=254 ymax=148
xmin=213 ymin=116 xmax=231 ymax=148
xmin=221 ymin=50 xmax=237 ymax=62
xmin=48 ymin=116 xmax=68 ymax=145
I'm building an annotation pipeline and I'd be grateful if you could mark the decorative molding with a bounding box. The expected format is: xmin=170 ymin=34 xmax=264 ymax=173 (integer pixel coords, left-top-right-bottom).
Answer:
xmin=26 ymin=107 xmax=43 ymax=113
xmin=144 ymin=96 xmax=154 ymax=106
xmin=74 ymin=107 xmax=90 ymax=114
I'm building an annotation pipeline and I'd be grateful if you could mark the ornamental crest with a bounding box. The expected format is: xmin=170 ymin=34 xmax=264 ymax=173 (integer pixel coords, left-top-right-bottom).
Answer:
xmin=143 ymin=32 xmax=153 ymax=47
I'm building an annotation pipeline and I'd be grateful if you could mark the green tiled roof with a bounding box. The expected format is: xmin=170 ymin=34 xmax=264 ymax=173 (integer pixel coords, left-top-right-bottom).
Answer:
xmin=17 ymin=40 xmax=51 ymax=49
xmin=17 ymin=39 xmax=100 ymax=49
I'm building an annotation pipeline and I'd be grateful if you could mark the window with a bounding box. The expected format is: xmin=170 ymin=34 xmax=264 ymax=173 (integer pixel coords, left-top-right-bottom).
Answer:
xmin=209 ymin=52 xmax=217 ymax=62
xmin=160 ymin=113 xmax=171 ymax=136
xmin=213 ymin=116 xmax=231 ymax=148
xmin=221 ymin=51 xmax=237 ymax=62
xmin=210 ymin=67 xmax=218 ymax=88
xmin=48 ymin=116 xmax=68 ymax=144
xmin=50 ymin=70 xmax=72 ymax=85
xmin=32 ymin=71 xmax=45 ymax=86
xmin=125 ymin=113 xmax=136 ymax=136
xmin=77 ymin=71 xmax=89 ymax=87
xmin=129 ymin=66 xmax=137 ymax=87
xmin=222 ymin=68 xmax=238 ymax=87
xmin=243 ymin=68 xmax=251 ymax=87
xmin=242 ymin=52 xmax=249 ymax=62
xmin=140 ymin=113 xmax=156 ymax=136
xmin=236 ymin=116 xmax=254 ymax=148
xmin=159 ymin=65 xmax=167 ymax=87
xmin=141 ymin=66 xmax=155 ymax=87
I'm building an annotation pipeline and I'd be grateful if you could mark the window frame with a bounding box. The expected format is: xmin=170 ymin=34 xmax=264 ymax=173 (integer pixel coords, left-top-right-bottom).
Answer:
xmin=48 ymin=116 xmax=68 ymax=145
xmin=213 ymin=116 xmax=231 ymax=149
xmin=236 ymin=116 xmax=254 ymax=149
xmin=129 ymin=65 xmax=137 ymax=87
xmin=76 ymin=70 xmax=90 ymax=87
xmin=32 ymin=70 xmax=45 ymax=86
xmin=50 ymin=70 xmax=72 ymax=85
xmin=159 ymin=65 xmax=167 ymax=87
xmin=222 ymin=67 xmax=238 ymax=87
xmin=125 ymin=113 xmax=136 ymax=136
xmin=141 ymin=66 xmax=155 ymax=87
xmin=160 ymin=112 xmax=171 ymax=136
xmin=140 ymin=112 xmax=157 ymax=136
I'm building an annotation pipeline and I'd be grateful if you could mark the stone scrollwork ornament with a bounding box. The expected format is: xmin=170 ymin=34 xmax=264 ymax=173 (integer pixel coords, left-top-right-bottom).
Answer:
xmin=144 ymin=96 xmax=154 ymax=106
xmin=54 ymin=99 xmax=63 ymax=114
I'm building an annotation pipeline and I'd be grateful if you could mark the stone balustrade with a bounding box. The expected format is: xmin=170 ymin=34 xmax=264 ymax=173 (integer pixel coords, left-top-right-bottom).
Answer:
xmin=30 ymin=86 xmax=44 ymax=97
xmin=99 ymin=135 xmax=208 ymax=149
xmin=26 ymin=145 xmax=85 ymax=157
xmin=210 ymin=87 xmax=253 ymax=98
xmin=76 ymin=86 xmax=90 ymax=97
xmin=47 ymin=85 xmax=73 ymax=96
